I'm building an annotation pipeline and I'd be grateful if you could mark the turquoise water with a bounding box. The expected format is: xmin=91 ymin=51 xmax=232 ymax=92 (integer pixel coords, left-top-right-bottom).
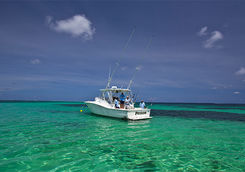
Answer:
xmin=0 ymin=102 xmax=245 ymax=171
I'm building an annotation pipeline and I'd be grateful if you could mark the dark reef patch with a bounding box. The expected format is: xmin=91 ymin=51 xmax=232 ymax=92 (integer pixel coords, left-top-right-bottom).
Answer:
xmin=151 ymin=109 xmax=245 ymax=122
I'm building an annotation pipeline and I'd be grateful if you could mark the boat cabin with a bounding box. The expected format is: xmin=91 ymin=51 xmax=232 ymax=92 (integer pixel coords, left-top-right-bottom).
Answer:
xmin=100 ymin=86 xmax=134 ymax=108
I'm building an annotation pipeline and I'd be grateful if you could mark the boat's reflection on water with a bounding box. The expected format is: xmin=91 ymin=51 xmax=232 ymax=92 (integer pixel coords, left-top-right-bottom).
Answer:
xmin=83 ymin=112 xmax=153 ymax=145
xmin=127 ymin=119 xmax=150 ymax=125
xmin=87 ymin=111 xmax=151 ymax=130
xmin=126 ymin=119 xmax=151 ymax=131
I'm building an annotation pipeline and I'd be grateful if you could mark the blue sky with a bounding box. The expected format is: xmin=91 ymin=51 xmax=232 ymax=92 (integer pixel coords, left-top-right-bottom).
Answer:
xmin=0 ymin=1 xmax=245 ymax=103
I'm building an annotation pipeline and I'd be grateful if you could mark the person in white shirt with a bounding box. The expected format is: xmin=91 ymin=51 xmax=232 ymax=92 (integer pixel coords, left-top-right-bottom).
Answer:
xmin=125 ymin=96 xmax=131 ymax=109
xmin=114 ymin=97 xmax=120 ymax=108
xmin=139 ymin=100 xmax=145 ymax=109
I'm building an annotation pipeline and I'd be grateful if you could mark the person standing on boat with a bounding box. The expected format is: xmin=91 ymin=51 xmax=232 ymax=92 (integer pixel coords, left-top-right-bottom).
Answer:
xmin=120 ymin=92 xmax=125 ymax=108
xmin=125 ymin=96 xmax=131 ymax=109
xmin=114 ymin=97 xmax=120 ymax=109
xmin=140 ymin=100 xmax=145 ymax=109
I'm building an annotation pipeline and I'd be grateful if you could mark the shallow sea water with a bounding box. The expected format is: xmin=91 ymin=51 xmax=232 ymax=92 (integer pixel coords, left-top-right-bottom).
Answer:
xmin=0 ymin=102 xmax=245 ymax=171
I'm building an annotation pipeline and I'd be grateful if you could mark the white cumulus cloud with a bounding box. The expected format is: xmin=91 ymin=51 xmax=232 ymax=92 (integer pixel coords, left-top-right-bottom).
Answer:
xmin=235 ymin=67 xmax=245 ymax=75
xmin=197 ymin=26 xmax=208 ymax=36
xmin=30 ymin=59 xmax=40 ymax=65
xmin=204 ymin=31 xmax=223 ymax=48
xmin=47 ymin=14 xmax=95 ymax=40
xmin=233 ymin=91 xmax=240 ymax=94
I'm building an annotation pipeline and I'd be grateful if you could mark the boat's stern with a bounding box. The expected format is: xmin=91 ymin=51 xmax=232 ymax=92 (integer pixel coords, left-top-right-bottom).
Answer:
xmin=127 ymin=108 xmax=151 ymax=120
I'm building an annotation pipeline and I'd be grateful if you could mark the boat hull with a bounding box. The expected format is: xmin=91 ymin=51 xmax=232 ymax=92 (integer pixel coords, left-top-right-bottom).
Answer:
xmin=85 ymin=101 xmax=151 ymax=120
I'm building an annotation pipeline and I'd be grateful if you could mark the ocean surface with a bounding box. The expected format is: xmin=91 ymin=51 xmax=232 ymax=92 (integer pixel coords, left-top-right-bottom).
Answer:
xmin=0 ymin=101 xmax=245 ymax=171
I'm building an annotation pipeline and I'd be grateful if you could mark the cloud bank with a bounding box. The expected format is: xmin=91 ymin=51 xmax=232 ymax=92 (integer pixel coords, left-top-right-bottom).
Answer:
xmin=46 ymin=14 xmax=95 ymax=40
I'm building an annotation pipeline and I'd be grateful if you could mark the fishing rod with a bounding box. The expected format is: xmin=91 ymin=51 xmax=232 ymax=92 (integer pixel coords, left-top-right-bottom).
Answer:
xmin=106 ymin=27 xmax=136 ymax=89
xmin=127 ymin=66 xmax=140 ymax=90
xmin=127 ymin=35 xmax=154 ymax=90
xmin=132 ymin=91 xmax=139 ymax=104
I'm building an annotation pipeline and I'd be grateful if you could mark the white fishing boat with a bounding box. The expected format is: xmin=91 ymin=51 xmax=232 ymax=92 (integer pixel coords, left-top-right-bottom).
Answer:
xmin=85 ymin=28 xmax=151 ymax=120
xmin=85 ymin=86 xmax=151 ymax=120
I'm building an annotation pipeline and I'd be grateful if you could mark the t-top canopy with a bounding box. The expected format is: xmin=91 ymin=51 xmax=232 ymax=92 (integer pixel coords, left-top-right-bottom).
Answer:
xmin=100 ymin=86 xmax=131 ymax=93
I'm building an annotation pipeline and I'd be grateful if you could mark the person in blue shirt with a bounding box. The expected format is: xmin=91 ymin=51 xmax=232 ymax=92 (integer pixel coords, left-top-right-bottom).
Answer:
xmin=139 ymin=100 xmax=145 ymax=109
xmin=120 ymin=92 xmax=126 ymax=108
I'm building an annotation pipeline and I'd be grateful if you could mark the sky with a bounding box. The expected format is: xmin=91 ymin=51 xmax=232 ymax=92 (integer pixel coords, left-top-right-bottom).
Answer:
xmin=0 ymin=0 xmax=245 ymax=103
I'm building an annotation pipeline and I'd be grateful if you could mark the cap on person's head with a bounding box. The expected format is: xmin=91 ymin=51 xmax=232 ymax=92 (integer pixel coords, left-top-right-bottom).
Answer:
xmin=141 ymin=100 xmax=143 ymax=102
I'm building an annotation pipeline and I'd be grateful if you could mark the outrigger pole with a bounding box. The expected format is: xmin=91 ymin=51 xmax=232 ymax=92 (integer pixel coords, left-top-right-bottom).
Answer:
xmin=106 ymin=27 xmax=136 ymax=89
xmin=127 ymin=35 xmax=153 ymax=90
xmin=127 ymin=66 xmax=140 ymax=90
